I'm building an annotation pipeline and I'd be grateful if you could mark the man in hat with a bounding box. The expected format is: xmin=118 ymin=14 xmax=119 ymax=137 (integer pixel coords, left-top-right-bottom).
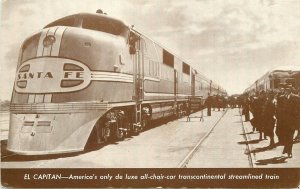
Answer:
xmin=250 ymin=91 xmax=266 ymax=139
xmin=242 ymin=93 xmax=250 ymax=122
xmin=275 ymin=84 xmax=287 ymax=144
xmin=205 ymin=93 xmax=212 ymax=116
xmin=281 ymin=84 xmax=298 ymax=158
xmin=261 ymin=91 xmax=276 ymax=147
xmin=292 ymin=88 xmax=300 ymax=142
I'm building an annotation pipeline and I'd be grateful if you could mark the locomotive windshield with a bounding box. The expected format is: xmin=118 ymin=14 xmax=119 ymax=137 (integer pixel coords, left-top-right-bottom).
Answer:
xmin=45 ymin=15 xmax=78 ymax=28
xmin=44 ymin=13 xmax=128 ymax=37
xmin=81 ymin=15 xmax=128 ymax=37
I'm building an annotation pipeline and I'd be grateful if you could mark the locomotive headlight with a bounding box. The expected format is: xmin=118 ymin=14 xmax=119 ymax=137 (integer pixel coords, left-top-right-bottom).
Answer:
xmin=43 ymin=35 xmax=56 ymax=47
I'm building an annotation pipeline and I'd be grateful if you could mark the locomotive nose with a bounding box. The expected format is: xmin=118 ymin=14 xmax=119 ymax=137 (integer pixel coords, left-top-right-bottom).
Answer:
xmin=20 ymin=26 xmax=67 ymax=64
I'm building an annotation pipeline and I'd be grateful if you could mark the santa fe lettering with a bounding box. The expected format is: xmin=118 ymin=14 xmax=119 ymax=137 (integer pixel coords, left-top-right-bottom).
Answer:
xmin=18 ymin=72 xmax=53 ymax=80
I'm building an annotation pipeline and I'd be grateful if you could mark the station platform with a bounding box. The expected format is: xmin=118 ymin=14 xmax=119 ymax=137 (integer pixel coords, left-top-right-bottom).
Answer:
xmin=242 ymin=113 xmax=300 ymax=168
xmin=186 ymin=108 xmax=300 ymax=168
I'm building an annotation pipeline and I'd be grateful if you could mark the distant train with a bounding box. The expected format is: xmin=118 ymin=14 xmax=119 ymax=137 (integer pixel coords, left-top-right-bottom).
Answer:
xmin=244 ymin=65 xmax=300 ymax=95
xmin=8 ymin=11 xmax=226 ymax=155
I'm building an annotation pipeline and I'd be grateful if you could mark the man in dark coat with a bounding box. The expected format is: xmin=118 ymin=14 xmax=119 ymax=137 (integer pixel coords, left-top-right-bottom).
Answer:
xmin=275 ymin=87 xmax=286 ymax=144
xmin=262 ymin=92 xmax=276 ymax=147
xmin=250 ymin=91 xmax=266 ymax=140
xmin=292 ymin=89 xmax=300 ymax=142
xmin=216 ymin=94 xmax=221 ymax=111
xmin=282 ymin=85 xmax=299 ymax=158
xmin=212 ymin=95 xmax=217 ymax=111
xmin=243 ymin=94 xmax=250 ymax=122
xmin=205 ymin=93 xmax=212 ymax=116
xmin=221 ymin=95 xmax=227 ymax=111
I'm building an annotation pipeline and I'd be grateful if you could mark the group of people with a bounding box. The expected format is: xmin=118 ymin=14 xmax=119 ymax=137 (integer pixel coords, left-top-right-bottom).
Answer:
xmin=205 ymin=94 xmax=227 ymax=116
xmin=228 ymin=96 xmax=243 ymax=108
xmin=241 ymin=84 xmax=300 ymax=158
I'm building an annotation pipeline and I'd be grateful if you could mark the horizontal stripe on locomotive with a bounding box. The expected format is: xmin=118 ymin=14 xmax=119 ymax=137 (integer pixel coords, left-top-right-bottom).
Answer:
xmin=144 ymin=76 xmax=160 ymax=82
xmin=91 ymin=72 xmax=161 ymax=83
xmin=10 ymin=102 xmax=111 ymax=113
xmin=91 ymin=71 xmax=133 ymax=83
xmin=144 ymin=91 xmax=191 ymax=97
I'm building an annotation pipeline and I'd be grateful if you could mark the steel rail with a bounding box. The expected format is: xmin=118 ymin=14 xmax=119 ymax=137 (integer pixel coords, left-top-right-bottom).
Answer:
xmin=177 ymin=109 xmax=228 ymax=168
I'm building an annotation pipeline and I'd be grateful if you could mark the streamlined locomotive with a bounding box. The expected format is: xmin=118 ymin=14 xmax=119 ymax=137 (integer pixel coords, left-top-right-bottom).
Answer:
xmin=8 ymin=12 xmax=226 ymax=155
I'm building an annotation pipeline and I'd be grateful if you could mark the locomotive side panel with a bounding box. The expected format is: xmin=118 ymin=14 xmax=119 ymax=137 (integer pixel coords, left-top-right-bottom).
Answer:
xmin=195 ymin=74 xmax=210 ymax=98
xmin=52 ymin=82 xmax=134 ymax=103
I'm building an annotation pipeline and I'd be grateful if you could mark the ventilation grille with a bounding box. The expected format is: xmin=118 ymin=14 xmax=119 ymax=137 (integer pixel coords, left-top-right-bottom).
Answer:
xmin=37 ymin=121 xmax=51 ymax=127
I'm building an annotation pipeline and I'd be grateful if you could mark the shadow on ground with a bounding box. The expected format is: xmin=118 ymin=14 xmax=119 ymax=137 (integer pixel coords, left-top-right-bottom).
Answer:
xmin=240 ymin=131 xmax=255 ymax=135
xmin=247 ymin=145 xmax=275 ymax=154
xmin=255 ymin=156 xmax=288 ymax=165
xmin=238 ymin=139 xmax=262 ymax=145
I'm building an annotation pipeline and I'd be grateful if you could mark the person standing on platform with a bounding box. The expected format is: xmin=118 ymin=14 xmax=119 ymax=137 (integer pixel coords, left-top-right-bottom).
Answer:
xmin=222 ymin=95 xmax=227 ymax=111
xmin=216 ymin=94 xmax=221 ymax=111
xmin=250 ymin=92 xmax=259 ymax=133
xmin=275 ymin=86 xmax=286 ymax=145
xmin=258 ymin=91 xmax=267 ymax=140
xmin=261 ymin=92 xmax=276 ymax=147
xmin=282 ymin=85 xmax=298 ymax=158
xmin=292 ymin=88 xmax=300 ymax=142
xmin=243 ymin=94 xmax=250 ymax=122
xmin=250 ymin=91 xmax=266 ymax=140
xmin=205 ymin=93 xmax=212 ymax=116
xmin=212 ymin=95 xmax=217 ymax=111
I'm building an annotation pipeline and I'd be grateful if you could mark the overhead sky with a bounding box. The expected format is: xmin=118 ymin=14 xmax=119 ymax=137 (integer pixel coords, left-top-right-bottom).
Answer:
xmin=1 ymin=0 xmax=300 ymax=100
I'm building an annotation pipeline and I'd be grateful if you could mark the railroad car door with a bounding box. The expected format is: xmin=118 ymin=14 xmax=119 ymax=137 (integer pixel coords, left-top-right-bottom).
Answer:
xmin=191 ymin=72 xmax=195 ymax=96
xmin=130 ymin=30 xmax=143 ymax=127
xmin=174 ymin=70 xmax=178 ymax=114
xmin=174 ymin=70 xmax=178 ymax=97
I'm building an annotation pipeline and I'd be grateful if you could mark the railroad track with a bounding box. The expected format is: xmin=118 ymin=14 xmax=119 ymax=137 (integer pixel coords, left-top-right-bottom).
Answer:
xmin=177 ymin=109 xmax=228 ymax=168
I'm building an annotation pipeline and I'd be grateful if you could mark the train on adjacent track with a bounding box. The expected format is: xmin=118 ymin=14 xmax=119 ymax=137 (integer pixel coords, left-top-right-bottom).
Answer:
xmin=244 ymin=65 xmax=300 ymax=95
xmin=8 ymin=11 xmax=226 ymax=155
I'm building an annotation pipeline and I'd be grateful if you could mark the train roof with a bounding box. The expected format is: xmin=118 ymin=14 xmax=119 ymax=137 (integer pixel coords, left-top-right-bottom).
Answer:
xmin=45 ymin=12 xmax=128 ymax=26
xmin=244 ymin=64 xmax=300 ymax=93
xmin=270 ymin=65 xmax=300 ymax=72
xmin=44 ymin=13 xmax=129 ymax=36
xmin=257 ymin=65 xmax=300 ymax=80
